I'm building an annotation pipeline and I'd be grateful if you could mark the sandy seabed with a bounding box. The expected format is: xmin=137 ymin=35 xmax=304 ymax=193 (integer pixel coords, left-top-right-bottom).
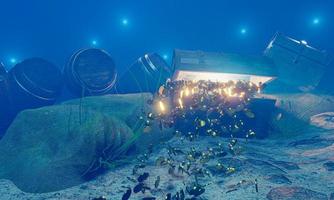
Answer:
xmin=0 ymin=128 xmax=333 ymax=200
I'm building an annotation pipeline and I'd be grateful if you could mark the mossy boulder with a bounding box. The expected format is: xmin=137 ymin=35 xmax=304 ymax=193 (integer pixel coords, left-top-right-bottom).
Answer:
xmin=0 ymin=93 xmax=173 ymax=193
xmin=63 ymin=93 xmax=173 ymax=152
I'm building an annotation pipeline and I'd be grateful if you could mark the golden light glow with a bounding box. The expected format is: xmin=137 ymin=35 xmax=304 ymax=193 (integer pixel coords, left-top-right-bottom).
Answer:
xmin=180 ymin=90 xmax=184 ymax=98
xmin=191 ymin=87 xmax=198 ymax=94
xmin=239 ymin=92 xmax=245 ymax=98
xmin=159 ymin=101 xmax=166 ymax=113
xmin=185 ymin=87 xmax=190 ymax=97
xmin=178 ymin=98 xmax=184 ymax=109
xmin=153 ymin=80 xmax=259 ymax=140
xmin=174 ymin=70 xmax=274 ymax=86
xmin=158 ymin=85 xmax=165 ymax=95
xmin=218 ymin=88 xmax=222 ymax=95
xmin=224 ymin=87 xmax=237 ymax=97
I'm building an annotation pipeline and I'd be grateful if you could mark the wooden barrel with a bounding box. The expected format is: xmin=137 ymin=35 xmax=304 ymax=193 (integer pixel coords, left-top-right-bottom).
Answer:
xmin=64 ymin=48 xmax=117 ymax=96
xmin=8 ymin=58 xmax=63 ymax=113
xmin=115 ymin=53 xmax=171 ymax=94
xmin=0 ymin=62 xmax=6 ymax=75
xmin=0 ymin=63 xmax=12 ymax=137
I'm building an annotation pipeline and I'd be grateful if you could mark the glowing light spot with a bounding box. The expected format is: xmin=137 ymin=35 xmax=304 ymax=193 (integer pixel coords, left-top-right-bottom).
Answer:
xmin=184 ymin=87 xmax=190 ymax=97
xmin=224 ymin=87 xmax=237 ymax=97
xmin=239 ymin=92 xmax=245 ymax=98
xmin=301 ymin=40 xmax=307 ymax=45
xmin=178 ymin=98 xmax=183 ymax=109
xmin=192 ymin=87 xmax=198 ymax=95
xmin=179 ymin=90 xmax=184 ymax=98
xmin=218 ymin=88 xmax=222 ymax=95
xmin=163 ymin=54 xmax=168 ymax=60
xmin=122 ymin=18 xmax=128 ymax=25
xmin=159 ymin=101 xmax=166 ymax=113
xmin=10 ymin=58 xmax=17 ymax=64
xmin=240 ymin=28 xmax=247 ymax=35
xmin=91 ymin=40 xmax=97 ymax=46
xmin=313 ymin=18 xmax=320 ymax=25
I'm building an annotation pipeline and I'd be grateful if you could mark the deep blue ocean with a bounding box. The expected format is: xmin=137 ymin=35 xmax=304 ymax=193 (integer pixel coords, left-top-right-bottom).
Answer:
xmin=1 ymin=1 xmax=334 ymax=199
xmin=0 ymin=0 xmax=333 ymax=73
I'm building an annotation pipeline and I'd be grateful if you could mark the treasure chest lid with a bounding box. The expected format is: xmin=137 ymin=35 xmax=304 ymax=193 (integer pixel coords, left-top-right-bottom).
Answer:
xmin=172 ymin=49 xmax=277 ymax=85
xmin=265 ymin=32 xmax=332 ymax=67
xmin=264 ymin=33 xmax=332 ymax=91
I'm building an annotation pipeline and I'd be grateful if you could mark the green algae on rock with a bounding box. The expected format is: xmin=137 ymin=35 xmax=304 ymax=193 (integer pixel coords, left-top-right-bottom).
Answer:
xmin=0 ymin=93 xmax=173 ymax=193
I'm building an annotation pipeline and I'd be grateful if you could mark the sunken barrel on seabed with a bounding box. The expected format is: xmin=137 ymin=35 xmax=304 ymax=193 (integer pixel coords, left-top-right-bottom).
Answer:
xmin=0 ymin=63 xmax=11 ymax=136
xmin=0 ymin=62 xmax=9 ymax=107
xmin=7 ymin=58 xmax=63 ymax=113
xmin=115 ymin=53 xmax=172 ymax=94
xmin=64 ymin=48 xmax=117 ymax=96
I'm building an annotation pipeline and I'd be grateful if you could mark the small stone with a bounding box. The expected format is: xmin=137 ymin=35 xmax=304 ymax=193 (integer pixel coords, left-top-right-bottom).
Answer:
xmin=266 ymin=186 xmax=327 ymax=200
xmin=166 ymin=182 xmax=175 ymax=191
xmin=310 ymin=112 xmax=334 ymax=129
xmin=53 ymin=192 xmax=61 ymax=196
xmin=323 ymin=161 xmax=334 ymax=171
xmin=80 ymin=185 xmax=88 ymax=190
xmin=266 ymin=174 xmax=291 ymax=184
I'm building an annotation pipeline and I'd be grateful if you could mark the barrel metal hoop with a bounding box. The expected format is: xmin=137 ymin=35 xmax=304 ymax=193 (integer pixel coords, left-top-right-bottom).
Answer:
xmin=85 ymin=76 xmax=117 ymax=94
xmin=144 ymin=54 xmax=158 ymax=72
xmin=70 ymin=48 xmax=88 ymax=88
xmin=12 ymin=70 xmax=55 ymax=101
xmin=20 ymin=71 xmax=56 ymax=95
xmin=139 ymin=57 xmax=153 ymax=75
xmin=69 ymin=48 xmax=117 ymax=94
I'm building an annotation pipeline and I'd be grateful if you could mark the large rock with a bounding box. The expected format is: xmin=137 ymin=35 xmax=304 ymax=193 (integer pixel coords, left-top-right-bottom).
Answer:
xmin=0 ymin=93 xmax=173 ymax=193
xmin=310 ymin=112 xmax=334 ymax=129
xmin=63 ymin=93 xmax=173 ymax=152
xmin=269 ymin=93 xmax=334 ymax=120
xmin=63 ymin=93 xmax=151 ymax=127
xmin=266 ymin=186 xmax=327 ymax=200
xmin=262 ymin=93 xmax=334 ymax=138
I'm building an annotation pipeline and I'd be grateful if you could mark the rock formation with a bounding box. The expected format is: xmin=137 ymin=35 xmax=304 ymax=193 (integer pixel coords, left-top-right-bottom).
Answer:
xmin=0 ymin=93 xmax=173 ymax=193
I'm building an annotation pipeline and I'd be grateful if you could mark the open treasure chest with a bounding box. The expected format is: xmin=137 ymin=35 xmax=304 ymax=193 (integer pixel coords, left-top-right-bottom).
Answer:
xmin=153 ymin=49 xmax=279 ymax=139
